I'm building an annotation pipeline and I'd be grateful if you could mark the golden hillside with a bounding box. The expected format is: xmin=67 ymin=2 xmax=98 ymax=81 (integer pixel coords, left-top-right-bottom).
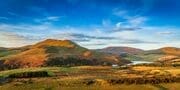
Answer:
xmin=1 ymin=39 xmax=130 ymax=69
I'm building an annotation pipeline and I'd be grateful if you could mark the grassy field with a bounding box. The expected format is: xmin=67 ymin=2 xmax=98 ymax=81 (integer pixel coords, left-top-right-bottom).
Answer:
xmin=0 ymin=66 xmax=179 ymax=90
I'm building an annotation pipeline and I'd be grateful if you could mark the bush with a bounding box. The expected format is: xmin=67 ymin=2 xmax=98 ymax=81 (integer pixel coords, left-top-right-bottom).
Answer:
xmin=0 ymin=76 xmax=10 ymax=85
xmin=45 ymin=57 xmax=109 ymax=67
xmin=107 ymin=76 xmax=180 ymax=85
xmin=8 ymin=71 xmax=54 ymax=78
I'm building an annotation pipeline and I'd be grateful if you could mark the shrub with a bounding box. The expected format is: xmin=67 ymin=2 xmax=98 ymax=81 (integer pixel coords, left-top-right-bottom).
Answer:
xmin=45 ymin=57 xmax=107 ymax=67
xmin=8 ymin=71 xmax=54 ymax=78
xmin=107 ymin=76 xmax=180 ymax=85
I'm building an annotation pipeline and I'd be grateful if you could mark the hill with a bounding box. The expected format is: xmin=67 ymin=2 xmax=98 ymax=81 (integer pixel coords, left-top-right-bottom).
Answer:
xmin=160 ymin=47 xmax=180 ymax=55
xmin=0 ymin=47 xmax=30 ymax=59
xmin=0 ymin=39 xmax=130 ymax=69
xmin=95 ymin=47 xmax=144 ymax=61
xmin=154 ymin=47 xmax=180 ymax=65
xmin=134 ymin=47 xmax=180 ymax=65
xmin=96 ymin=47 xmax=180 ymax=64
xmin=97 ymin=47 xmax=144 ymax=55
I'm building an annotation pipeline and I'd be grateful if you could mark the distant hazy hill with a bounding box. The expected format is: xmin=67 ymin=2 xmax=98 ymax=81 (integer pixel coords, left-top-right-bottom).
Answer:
xmin=160 ymin=47 xmax=180 ymax=56
xmin=0 ymin=39 xmax=130 ymax=69
xmin=97 ymin=47 xmax=144 ymax=55
xmin=95 ymin=47 xmax=144 ymax=61
xmin=135 ymin=47 xmax=180 ymax=65
xmin=154 ymin=47 xmax=180 ymax=65
xmin=96 ymin=46 xmax=180 ymax=64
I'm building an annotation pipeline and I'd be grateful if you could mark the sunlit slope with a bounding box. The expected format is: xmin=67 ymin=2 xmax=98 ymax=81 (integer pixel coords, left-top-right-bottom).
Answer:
xmin=1 ymin=39 xmax=130 ymax=69
xmin=96 ymin=47 xmax=180 ymax=63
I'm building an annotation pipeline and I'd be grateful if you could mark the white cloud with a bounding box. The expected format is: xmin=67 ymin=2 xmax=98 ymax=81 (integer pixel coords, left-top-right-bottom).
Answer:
xmin=0 ymin=22 xmax=179 ymax=50
xmin=0 ymin=31 xmax=38 ymax=47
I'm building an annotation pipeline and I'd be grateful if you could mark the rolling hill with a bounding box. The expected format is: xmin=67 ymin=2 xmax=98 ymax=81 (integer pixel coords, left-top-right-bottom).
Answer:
xmin=153 ymin=47 xmax=180 ymax=65
xmin=160 ymin=47 xmax=180 ymax=55
xmin=0 ymin=39 xmax=130 ymax=69
xmin=135 ymin=47 xmax=180 ymax=61
xmin=97 ymin=47 xmax=144 ymax=55
xmin=96 ymin=47 xmax=144 ymax=61
xmin=96 ymin=46 xmax=180 ymax=64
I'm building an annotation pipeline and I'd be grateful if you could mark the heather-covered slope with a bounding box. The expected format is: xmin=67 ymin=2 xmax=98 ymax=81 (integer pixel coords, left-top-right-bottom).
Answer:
xmin=0 ymin=39 xmax=130 ymax=69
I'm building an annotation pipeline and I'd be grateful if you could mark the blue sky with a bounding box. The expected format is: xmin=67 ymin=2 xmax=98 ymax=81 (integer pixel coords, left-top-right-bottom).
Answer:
xmin=0 ymin=0 xmax=180 ymax=50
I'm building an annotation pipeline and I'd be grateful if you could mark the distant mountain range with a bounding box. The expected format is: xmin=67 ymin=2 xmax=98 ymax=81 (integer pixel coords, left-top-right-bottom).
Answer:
xmin=0 ymin=39 xmax=130 ymax=69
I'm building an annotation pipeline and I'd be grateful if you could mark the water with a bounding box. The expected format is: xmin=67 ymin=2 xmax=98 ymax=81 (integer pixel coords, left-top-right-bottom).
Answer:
xmin=127 ymin=60 xmax=153 ymax=65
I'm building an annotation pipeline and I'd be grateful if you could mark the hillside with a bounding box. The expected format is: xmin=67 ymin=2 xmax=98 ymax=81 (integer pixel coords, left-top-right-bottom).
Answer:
xmin=96 ymin=47 xmax=180 ymax=64
xmin=97 ymin=47 xmax=144 ymax=55
xmin=160 ymin=47 xmax=180 ymax=56
xmin=95 ymin=47 xmax=144 ymax=61
xmin=135 ymin=47 xmax=180 ymax=65
xmin=153 ymin=47 xmax=180 ymax=65
xmin=0 ymin=47 xmax=30 ymax=59
xmin=0 ymin=39 xmax=130 ymax=69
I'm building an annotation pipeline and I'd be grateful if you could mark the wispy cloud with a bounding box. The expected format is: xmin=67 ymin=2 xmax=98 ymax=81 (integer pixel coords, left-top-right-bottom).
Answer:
xmin=112 ymin=8 xmax=147 ymax=32
xmin=49 ymin=32 xmax=116 ymax=42
xmin=34 ymin=16 xmax=61 ymax=24
xmin=0 ymin=22 xmax=159 ymax=48
xmin=113 ymin=22 xmax=142 ymax=32
xmin=127 ymin=16 xmax=147 ymax=27
xmin=0 ymin=31 xmax=38 ymax=47
xmin=46 ymin=16 xmax=60 ymax=21
xmin=7 ymin=11 xmax=20 ymax=17
xmin=0 ymin=17 xmax=8 ymax=20
xmin=0 ymin=21 xmax=179 ymax=49
xmin=113 ymin=8 xmax=129 ymax=18
xmin=157 ymin=31 xmax=174 ymax=35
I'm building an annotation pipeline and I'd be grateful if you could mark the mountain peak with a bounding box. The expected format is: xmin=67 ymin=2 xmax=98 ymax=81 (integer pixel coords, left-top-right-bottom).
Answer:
xmin=33 ymin=39 xmax=76 ymax=48
xmin=44 ymin=39 xmax=71 ymax=42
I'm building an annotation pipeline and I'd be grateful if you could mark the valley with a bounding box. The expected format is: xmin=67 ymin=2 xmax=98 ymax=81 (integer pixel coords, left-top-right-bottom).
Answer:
xmin=0 ymin=39 xmax=179 ymax=90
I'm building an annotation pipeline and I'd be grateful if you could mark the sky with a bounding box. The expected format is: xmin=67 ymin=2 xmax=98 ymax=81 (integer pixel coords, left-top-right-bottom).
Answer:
xmin=0 ymin=0 xmax=180 ymax=50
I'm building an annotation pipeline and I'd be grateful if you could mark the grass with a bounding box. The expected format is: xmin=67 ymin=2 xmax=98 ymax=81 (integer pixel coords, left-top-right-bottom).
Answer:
xmin=121 ymin=54 xmax=143 ymax=61
xmin=135 ymin=54 xmax=164 ymax=61
xmin=1 ymin=80 xmax=179 ymax=90
xmin=160 ymin=83 xmax=180 ymax=90
xmin=0 ymin=66 xmax=179 ymax=90
xmin=0 ymin=67 xmax=57 ymax=78
xmin=0 ymin=82 xmax=176 ymax=90
xmin=0 ymin=50 xmax=20 ymax=59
